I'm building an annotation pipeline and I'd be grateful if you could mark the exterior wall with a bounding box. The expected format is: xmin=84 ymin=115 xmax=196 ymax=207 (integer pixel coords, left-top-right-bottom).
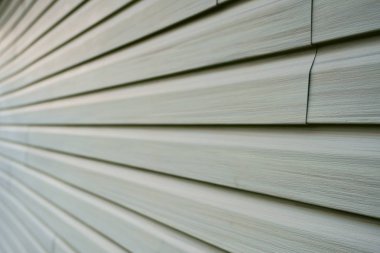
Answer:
xmin=0 ymin=0 xmax=379 ymax=252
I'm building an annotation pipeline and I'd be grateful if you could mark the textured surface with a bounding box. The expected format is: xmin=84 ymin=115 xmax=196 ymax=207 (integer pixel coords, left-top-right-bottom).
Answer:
xmin=0 ymin=0 xmax=379 ymax=252
xmin=0 ymin=0 xmax=84 ymax=71
xmin=0 ymin=0 xmax=311 ymax=97
xmin=0 ymin=0 xmax=131 ymax=82
xmin=1 ymin=156 xmax=380 ymax=253
xmin=0 ymin=51 xmax=314 ymax=124
xmin=0 ymin=125 xmax=379 ymax=218
xmin=313 ymin=0 xmax=380 ymax=42
xmin=308 ymin=36 xmax=380 ymax=123
xmin=0 ymin=0 xmax=214 ymax=85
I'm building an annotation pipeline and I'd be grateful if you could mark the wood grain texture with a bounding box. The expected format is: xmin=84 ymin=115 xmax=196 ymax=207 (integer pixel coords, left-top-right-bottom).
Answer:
xmin=0 ymin=51 xmax=315 ymax=124
xmin=313 ymin=0 xmax=380 ymax=43
xmin=0 ymin=0 xmax=311 ymax=97
xmin=0 ymin=150 xmax=379 ymax=253
xmin=0 ymin=0 xmax=132 ymax=82
xmin=0 ymin=0 xmax=84 ymax=73
xmin=0 ymin=0 xmax=214 ymax=92
xmin=0 ymin=155 xmax=226 ymax=253
xmin=308 ymin=36 xmax=380 ymax=123
xmin=0 ymin=171 xmax=129 ymax=253
xmin=0 ymin=124 xmax=379 ymax=218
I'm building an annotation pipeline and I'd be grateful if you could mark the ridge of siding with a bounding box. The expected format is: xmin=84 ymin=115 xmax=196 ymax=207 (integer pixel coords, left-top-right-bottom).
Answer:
xmin=0 ymin=149 xmax=379 ymax=253
xmin=0 ymin=0 xmax=35 ymax=54
xmin=0 ymin=0 xmax=134 ymax=81
xmin=0 ymin=0 xmax=311 ymax=97
xmin=0 ymin=0 xmax=85 ymax=71
xmin=0 ymin=155 xmax=226 ymax=253
xmin=0 ymin=213 xmax=28 ymax=253
xmin=0 ymin=124 xmax=379 ymax=218
xmin=308 ymin=36 xmax=380 ymax=123
xmin=0 ymin=0 xmax=54 ymax=61
xmin=0 ymin=190 xmax=55 ymax=252
xmin=0 ymin=171 xmax=129 ymax=253
xmin=0 ymin=0 xmax=379 ymax=252
xmin=0 ymin=0 xmax=214 ymax=85
xmin=0 ymin=50 xmax=315 ymax=124
xmin=313 ymin=0 xmax=380 ymax=43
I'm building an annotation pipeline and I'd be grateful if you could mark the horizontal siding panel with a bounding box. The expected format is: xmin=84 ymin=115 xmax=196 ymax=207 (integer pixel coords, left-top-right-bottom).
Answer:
xmin=0 ymin=0 xmax=215 ymax=87
xmin=0 ymin=0 xmax=311 ymax=97
xmin=0 ymin=125 xmax=379 ymax=218
xmin=0 ymin=0 xmax=133 ymax=82
xmin=0 ymin=0 xmax=34 ymax=55
xmin=0 ymin=190 xmax=55 ymax=253
xmin=0 ymin=0 xmax=28 ymax=39
xmin=0 ymin=147 xmax=379 ymax=253
xmin=0 ymin=213 xmax=28 ymax=253
xmin=0 ymin=1 xmax=378 ymax=252
xmin=0 ymin=0 xmax=84 ymax=71
xmin=0 ymin=234 xmax=13 ymax=253
xmin=54 ymin=241 xmax=76 ymax=253
xmin=0 ymin=200 xmax=45 ymax=253
xmin=0 ymin=1 xmax=19 ymax=30
xmin=0 ymin=0 xmax=54 ymax=60
xmin=313 ymin=0 xmax=380 ymax=43
xmin=0 ymin=156 xmax=225 ymax=253
xmin=0 ymin=171 xmax=128 ymax=253
xmin=308 ymin=36 xmax=380 ymax=123
xmin=0 ymin=51 xmax=315 ymax=124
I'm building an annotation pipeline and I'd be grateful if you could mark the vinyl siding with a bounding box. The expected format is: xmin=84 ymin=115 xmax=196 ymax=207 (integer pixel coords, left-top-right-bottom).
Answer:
xmin=0 ymin=1 xmax=379 ymax=253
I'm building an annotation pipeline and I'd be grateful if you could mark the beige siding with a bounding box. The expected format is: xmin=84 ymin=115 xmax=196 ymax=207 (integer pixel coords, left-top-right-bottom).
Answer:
xmin=0 ymin=0 xmax=379 ymax=253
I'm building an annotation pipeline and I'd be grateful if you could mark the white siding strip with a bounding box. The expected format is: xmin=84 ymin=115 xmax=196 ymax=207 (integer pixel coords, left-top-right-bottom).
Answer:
xmin=313 ymin=0 xmax=380 ymax=43
xmin=0 ymin=148 xmax=379 ymax=253
xmin=0 ymin=171 xmax=129 ymax=253
xmin=0 ymin=190 xmax=55 ymax=253
xmin=0 ymin=0 xmax=133 ymax=82
xmin=0 ymin=124 xmax=379 ymax=218
xmin=0 ymin=51 xmax=315 ymax=124
xmin=0 ymin=0 xmax=54 ymax=59
xmin=0 ymin=0 xmax=84 ymax=71
xmin=0 ymin=0 xmax=311 ymax=97
xmin=0 ymin=199 xmax=46 ymax=253
xmin=0 ymin=0 xmax=24 ymax=39
xmin=0 ymin=0 xmax=214 ymax=87
xmin=0 ymin=0 xmax=34 ymax=54
xmin=1 ymin=0 xmax=54 ymax=49
xmin=54 ymin=240 xmax=77 ymax=253
xmin=0 ymin=214 xmax=28 ymax=253
xmin=308 ymin=36 xmax=380 ymax=123
xmin=0 ymin=156 xmax=226 ymax=253
xmin=0 ymin=231 xmax=13 ymax=253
